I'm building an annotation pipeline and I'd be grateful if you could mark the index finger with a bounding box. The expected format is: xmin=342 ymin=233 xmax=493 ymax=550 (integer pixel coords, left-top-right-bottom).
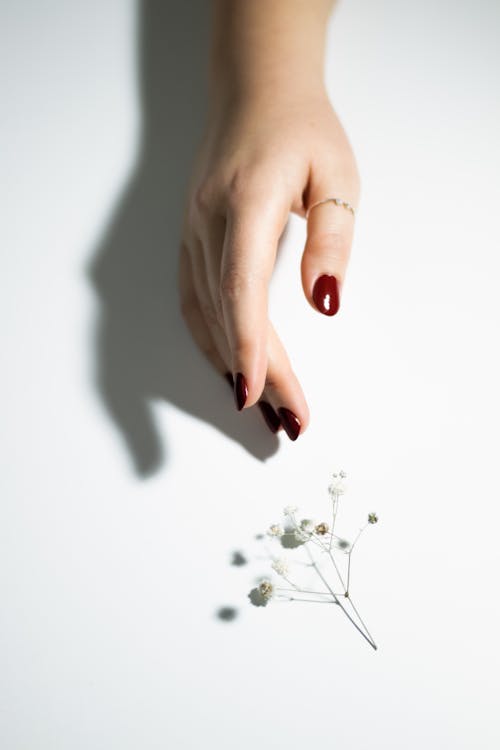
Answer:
xmin=220 ymin=194 xmax=288 ymax=408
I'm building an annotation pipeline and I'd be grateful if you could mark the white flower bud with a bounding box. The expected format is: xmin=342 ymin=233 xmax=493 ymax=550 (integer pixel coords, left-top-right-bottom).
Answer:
xmin=328 ymin=478 xmax=346 ymax=496
xmin=271 ymin=558 xmax=289 ymax=576
xmin=267 ymin=524 xmax=284 ymax=538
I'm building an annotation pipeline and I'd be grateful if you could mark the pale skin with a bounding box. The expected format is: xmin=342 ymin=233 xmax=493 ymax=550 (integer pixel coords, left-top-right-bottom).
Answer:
xmin=179 ymin=0 xmax=360 ymax=440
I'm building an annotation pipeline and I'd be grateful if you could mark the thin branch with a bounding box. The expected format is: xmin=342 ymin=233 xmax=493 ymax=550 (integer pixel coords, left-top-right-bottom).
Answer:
xmin=303 ymin=544 xmax=376 ymax=650
xmin=275 ymin=596 xmax=336 ymax=604
xmin=275 ymin=587 xmax=342 ymax=597
xmin=344 ymin=595 xmax=377 ymax=649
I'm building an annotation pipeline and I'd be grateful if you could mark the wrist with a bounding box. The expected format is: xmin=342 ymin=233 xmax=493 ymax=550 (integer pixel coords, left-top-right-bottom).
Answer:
xmin=209 ymin=0 xmax=331 ymax=115
xmin=208 ymin=74 xmax=328 ymax=120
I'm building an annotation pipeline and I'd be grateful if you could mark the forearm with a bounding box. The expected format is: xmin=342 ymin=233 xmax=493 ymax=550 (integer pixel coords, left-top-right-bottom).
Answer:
xmin=210 ymin=0 xmax=334 ymax=106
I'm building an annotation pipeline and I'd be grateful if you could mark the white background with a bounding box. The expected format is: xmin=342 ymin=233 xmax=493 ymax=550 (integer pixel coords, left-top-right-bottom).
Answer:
xmin=2 ymin=1 xmax=500 ymax=747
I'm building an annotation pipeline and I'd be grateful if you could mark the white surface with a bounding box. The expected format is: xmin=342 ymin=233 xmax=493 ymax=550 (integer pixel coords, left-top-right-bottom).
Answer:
xmin=2 ymin=1 xmax=500 ymax=748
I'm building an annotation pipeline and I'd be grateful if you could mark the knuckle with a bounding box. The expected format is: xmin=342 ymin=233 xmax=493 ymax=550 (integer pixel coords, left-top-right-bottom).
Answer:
xmin=226 ymin=169 xmax=266 ymax=210
xmin=192 ymin=178 xmax=217 ymax=215
xmin=227 ymin=169 xmax=250 ymax=202
xmin=264 ymin=372 xmax=281 ymax=391
xmin=265 ymin=359 xmax=294 ymax=391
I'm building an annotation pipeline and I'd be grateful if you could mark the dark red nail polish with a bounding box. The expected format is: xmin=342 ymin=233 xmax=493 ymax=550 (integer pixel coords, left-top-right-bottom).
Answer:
xmin=234 ymin=372 xmax=248 ymax=411
xmin=258 ymin=401 xmax=281 ymax=433
xmin=224 ymin=371 xmax=234 ymax=389
xmin=278 ymin=407 xmax=301 ymax=441
xmin=312 ymin=274 xmax=340 ymax=316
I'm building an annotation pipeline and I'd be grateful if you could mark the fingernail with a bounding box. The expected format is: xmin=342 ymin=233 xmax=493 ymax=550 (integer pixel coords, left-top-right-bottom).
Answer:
xmin=278 ymin=407 xmax=301 ymax=441
xmin=224 ymin=371 xmax=234 ymax=389
xmin=312 ymin=274 xmax=340 ymax=316
xmin=258 ymin=401 xmax=281 ymax=433
xmin=234 ymin=372 xmax=248 ymax=411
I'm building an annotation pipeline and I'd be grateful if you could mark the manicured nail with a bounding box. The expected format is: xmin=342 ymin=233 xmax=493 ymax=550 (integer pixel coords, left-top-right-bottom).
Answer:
xmin=224 ymin=371 xmax=234 ymax=389
xmin=258 ymin=401 xmax=281 ymax=434
xmin=234 ymin=372 xmax=248 ymax=411
xmin=312 ymin=274 xmax=340 ymax=316
xmin=277 ymin=407 xmax=301 ymax=441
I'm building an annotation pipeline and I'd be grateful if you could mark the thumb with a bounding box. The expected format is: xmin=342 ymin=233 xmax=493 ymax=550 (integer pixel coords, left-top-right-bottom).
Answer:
xmin=301 ymin=190 xmax=357 ymax=316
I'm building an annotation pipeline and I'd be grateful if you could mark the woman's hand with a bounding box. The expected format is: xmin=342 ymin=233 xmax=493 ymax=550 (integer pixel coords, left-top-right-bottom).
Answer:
xmin=179 ymin=88 xmax=360 ymax=440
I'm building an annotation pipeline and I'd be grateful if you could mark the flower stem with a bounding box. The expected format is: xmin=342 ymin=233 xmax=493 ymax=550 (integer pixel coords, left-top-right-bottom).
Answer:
xmin=304 ymin=544 xmax=377 ymax=650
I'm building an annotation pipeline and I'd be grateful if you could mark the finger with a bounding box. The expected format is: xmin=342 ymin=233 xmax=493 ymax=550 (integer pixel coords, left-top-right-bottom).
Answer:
xmin=302 ymin=194 xmax=356 ymax=317
xmin=179 ymin=243 xmax=231 ymax=380
xmin=198 ymin=213 xmax=226 ymax=319
xmin=199 ymin=215 xmax=258 ymax=409
xmin=220 ymin=196 xmax=288 ymax=409
xmin=187 ymin=234 xmax=234 ymax=371
xmin=259 ymin=322 xmax=310 ymax=441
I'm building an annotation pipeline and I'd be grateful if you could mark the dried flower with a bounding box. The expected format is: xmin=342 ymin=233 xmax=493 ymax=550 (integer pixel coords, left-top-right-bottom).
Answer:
xmin=293 ymin=520 xmax=314 ymax=543
xmin=248 ymin=469 xmax=378 ymax=651
xmin=328 ymin=472 xmax=347 ymax=496
xmin=329 ymin=480 xmax=346 ymax=496
xmin=293 ymin=528 xmax=310 ymax=543
xmin=314 ymin=522 xmax=329 ymax=535
xmin=271 ymin=558 xmax=289 ymax=576
xmin=267 ymin=524 xmax=284 ymax=538
xmin=258 ymin=580 xmax=274 ymax=600
xmin=300 ymin=518 xmax=315 ymax=533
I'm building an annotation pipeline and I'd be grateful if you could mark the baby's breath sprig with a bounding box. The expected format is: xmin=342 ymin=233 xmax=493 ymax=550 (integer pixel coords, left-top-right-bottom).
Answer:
xmin=250 ymin=470 xmax=379 ymax=650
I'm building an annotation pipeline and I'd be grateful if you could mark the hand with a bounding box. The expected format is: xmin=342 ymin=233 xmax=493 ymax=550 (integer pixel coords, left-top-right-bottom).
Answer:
xmin=179 ymin=89 xmax=360 ymax=440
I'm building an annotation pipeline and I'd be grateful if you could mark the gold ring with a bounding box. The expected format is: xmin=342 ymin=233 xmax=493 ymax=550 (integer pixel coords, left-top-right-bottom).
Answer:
xmin=306 ymin=197 xmax=355 ymax=220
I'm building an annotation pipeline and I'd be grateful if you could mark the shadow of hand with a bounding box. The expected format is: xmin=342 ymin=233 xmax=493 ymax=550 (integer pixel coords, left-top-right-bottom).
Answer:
xmin=87 ymin=0 xmax=279 ymax=477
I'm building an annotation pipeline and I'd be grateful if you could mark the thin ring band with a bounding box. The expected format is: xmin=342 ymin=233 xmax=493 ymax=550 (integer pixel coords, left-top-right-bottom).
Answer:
xmin=306 ymin=197 xmax=356 ymax=220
